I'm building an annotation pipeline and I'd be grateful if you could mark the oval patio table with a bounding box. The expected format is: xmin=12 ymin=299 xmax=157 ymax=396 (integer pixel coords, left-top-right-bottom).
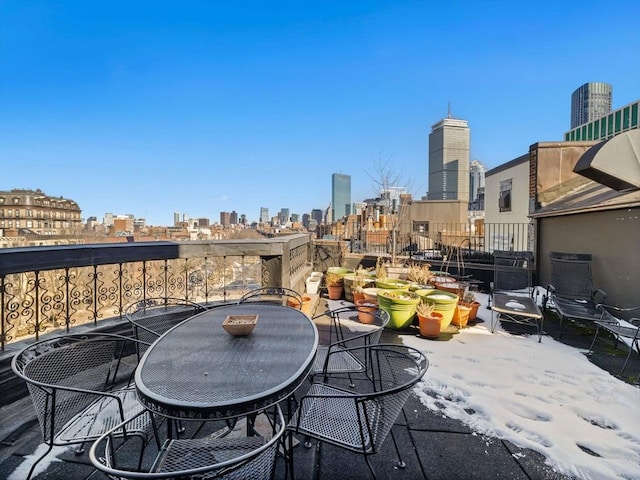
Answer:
xmin=135 ymin=303 xmax=318 ymax=420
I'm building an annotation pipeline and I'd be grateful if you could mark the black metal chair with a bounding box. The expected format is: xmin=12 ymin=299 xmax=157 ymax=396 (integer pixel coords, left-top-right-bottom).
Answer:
xmin=309 ymin=306 xmax=389 ymax=385
xmin=89 ymin=404 xmax=285 ymax=480
xmin=288 ymin=344 xmax=429 ymax=479
xmin=238 ymin=287 xmax=303 ymax=309
xmin=125 ymin=297 xmax=209 ymax=354
xmin=490 ymin=250 xmax=544 ymax=342
xmin=11 ymin=333 xmax=157 ymax=480
xmin=547 ymin=252 xmax=615 ymax=335
xmin=589 ymin=305 xmax=640 ymax=380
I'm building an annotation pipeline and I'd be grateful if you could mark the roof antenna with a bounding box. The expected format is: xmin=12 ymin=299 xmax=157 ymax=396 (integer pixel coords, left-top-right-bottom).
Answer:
xmin=447 ymin=102 xmax=452 ymax=118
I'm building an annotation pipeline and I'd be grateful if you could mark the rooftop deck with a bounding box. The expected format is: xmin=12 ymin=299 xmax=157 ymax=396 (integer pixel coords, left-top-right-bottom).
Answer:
xmin=1 ymin=294 xmax=637 ymax=480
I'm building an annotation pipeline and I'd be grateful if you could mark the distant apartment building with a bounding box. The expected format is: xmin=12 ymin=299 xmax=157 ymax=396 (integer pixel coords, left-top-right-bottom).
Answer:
xmin=173 ymin=212 xmax=180 ymax=227
xmin=332 ymin=173 xmax=351 ymax=220
xmin=565 ymin=99 xmax=639 ymax=142
xmin=113 ymin=216 xmax=134 ymax=235
xmin=279 ymin=208 xmax=290 ymax=225
xmin=427 ymin=115 xmax=470 ymax=201
xmin=220 ymin=211 xmax=231 ymax=227
xmin=0 ymin=189 xmax=83 ymax=236
xmin=570 ymin=82 xmax=612 ymax=129
xmin=230 ymin=211 xmax=238 ymax=225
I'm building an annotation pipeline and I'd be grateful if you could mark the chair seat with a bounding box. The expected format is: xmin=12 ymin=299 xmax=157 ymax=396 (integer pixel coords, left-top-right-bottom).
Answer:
xmin=554 ymin=296 xmax=613 ymax=323
xmin=311 ymin=345 xmax=365 ymax=376
xmin=57 ymin=388 xmax=149 ymax=443
xmin=153 ymin=436 xmax=269 ymax=479
xmin=289 ymin=383 xmax=373 ymax=452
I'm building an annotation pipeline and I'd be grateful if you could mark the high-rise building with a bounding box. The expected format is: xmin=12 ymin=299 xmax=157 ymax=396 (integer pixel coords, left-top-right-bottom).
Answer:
xmin=279 ymin=208 xmax=290 ymax=225
xmin=469 ymin=159 xmax=486 ymax=209
xmin=427 ymin=115 xmax=470 ymax=201
xmin=220 ymin=211 xmax=231 ymax=227
xmin=230 ymin=210 xmax=238 ymax=225
xmin=173 ymin=212 xmax=180 ymax=227
xmin=332 ymin=173 xmax=351 ymax=220
xmin=260 ymin=207 xmax=269 ymax=224
xmin=570 ymin=82 xmax=612 ymax=129
xmin=565 ymin=99 xmax=638 ymax=142
xmin=311 ymin=209 xmax=323 ymax=226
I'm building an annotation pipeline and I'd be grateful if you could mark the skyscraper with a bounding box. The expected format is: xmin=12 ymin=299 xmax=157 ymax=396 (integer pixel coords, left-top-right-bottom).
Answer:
xmin=570 ymin=82 xmax=612 ymax=129
xmin=427 ymin=115 xmax=470 ymax=201
xmin=260 ymin=207 xmax=269 ymax=223
xmin=331 ymin=173 xmax=351 ymax=220
xmin=469 ymin=159 xmax=486 ymax=206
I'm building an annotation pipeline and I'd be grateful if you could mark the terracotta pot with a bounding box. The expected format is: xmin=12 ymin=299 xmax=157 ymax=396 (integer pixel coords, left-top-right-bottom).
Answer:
xmin=460 ymin=301 xmax=480 ymax=321
xmin=288 ymin=295 xmax=314 ymax=316
xmin=418 ymin=312 xmax=443 ymax=338
xmin=327 ymin=285 xmax=344 ymax=300
xmin=452 ymin=305 xmax=472 ymax=328
xmin=352 ymin=291 xmax=366 ymax=303
xmin=355 ymin=299 xmax=377 ymax=324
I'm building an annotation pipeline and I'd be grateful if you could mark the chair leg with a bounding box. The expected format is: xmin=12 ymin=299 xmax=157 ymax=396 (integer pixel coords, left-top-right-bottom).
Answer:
xmin=364 ymin=455 xmax=379 ymax=480
xmin=588 ymin=325 xmax=599 ymax=354
xmin=26 ymin=442 xmax=54 ymax=480
xmin=389 ymin=428 xmax=406 ymax=469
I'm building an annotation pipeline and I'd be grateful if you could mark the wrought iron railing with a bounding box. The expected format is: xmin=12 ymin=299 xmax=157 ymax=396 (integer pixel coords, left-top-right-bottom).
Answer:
xmin=0 ymin=234 xmax=312 ymax=350
xmin=345 ymin=223 xmax=533 ymax=258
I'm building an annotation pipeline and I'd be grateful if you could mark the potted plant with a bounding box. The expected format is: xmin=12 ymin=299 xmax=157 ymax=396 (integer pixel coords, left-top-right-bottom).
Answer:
xmin=348 ymin=267 xmax=375 ymax=303
xmin=355 ymin=299 xmax=378 ymax=324
xmin=325 ymin=271 xmax=345 ymax=300
xmin=452 ymin=303 xmax=472 ymax=328
xmin=418 ymin=289 xmax=459 ymax=331
xmin=416 ymin=300 xmax=443 ymax=339
xmin=460 ymin=290 xmax=480 ymax=322
xmin=407 ymin=262 xmax=433 ymax=288
xmin=377 ymin=289 xmax=421 ymax=330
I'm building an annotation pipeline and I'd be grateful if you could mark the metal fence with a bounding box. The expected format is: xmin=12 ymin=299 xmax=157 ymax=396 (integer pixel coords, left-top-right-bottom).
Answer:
xmin=0 ymin=235 xmax=312 ymax=350
xmin=345 ymin=223 xmax=533 ymax=259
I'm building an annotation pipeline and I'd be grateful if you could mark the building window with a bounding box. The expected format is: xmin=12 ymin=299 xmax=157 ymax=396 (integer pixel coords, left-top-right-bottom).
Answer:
xmin=12 ymin=197 xmax=19 ymax=204
xmin=412 ymin=221 xmax=429 ymax=233
xmin=632 ymin=103 xmax=638 ymax=128
xmin=499 ymin=179 xmax=512 ymax=213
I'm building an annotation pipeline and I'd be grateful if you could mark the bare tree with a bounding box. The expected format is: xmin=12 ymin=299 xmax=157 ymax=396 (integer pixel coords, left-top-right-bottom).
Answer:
xmin=366 ymin=155 xmax=413 ymax=266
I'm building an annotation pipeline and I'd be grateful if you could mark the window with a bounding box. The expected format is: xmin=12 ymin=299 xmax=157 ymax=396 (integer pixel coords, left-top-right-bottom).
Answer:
xmin=499 ymin=179 xmax=512 ymax=213
xmin=413 ymin=221 xmax=429 ymax=233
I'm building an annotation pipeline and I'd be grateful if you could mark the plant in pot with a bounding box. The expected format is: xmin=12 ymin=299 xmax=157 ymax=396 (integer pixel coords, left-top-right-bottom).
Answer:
xmin=352 ymin=267 xmax=374 ymax=303
xmin=377 ymin=289 xmax=421 ymax=330
xmin=460 ymin=290 xmax=480 ymax=322
xmin=325 ymin=271 xmax=345 ymax=300
xmin=416 ymin=300 xmax=443 ymax=339
xmin=407 ymin=262 xmax=433 ymax=289
xmin=355 ymin=299 xmax=378 ymax=324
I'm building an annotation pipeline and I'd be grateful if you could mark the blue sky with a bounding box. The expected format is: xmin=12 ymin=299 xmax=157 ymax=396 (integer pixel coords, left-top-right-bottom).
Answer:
xmin=1 ymin=1 xmax=639 ymax=225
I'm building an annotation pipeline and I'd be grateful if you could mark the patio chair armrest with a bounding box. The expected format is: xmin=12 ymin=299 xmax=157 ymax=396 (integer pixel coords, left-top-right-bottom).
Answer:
xmin=592 ymin=289 xmax=607 ymax=303
xmin=547 ymin=284 xmax=556 ymax=294
xmin=602 ymin=305 xmax=640 ymax=314
xmin=630 ymin=318 xmax=640 ymax=327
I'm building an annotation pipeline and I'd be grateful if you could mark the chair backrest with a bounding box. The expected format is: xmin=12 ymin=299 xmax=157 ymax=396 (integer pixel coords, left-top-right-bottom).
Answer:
xmin=357 ymin=344 xmax=429 ymax=452
xmin=238 ymin=287 xmax=303 ymax=308
xmin=11 ymin=333 xmax=132 ymax=443
xmin=90 ymin=404 xmax=285 ymax=480
xmin=125 ymin=297 xmax=208 ymax=346
xmin=329 ymin=306 xmax=389 ymax=348
xmin=549 ymin=252 xmax=594 ymax=300
xmin=493 ymin=250 xmax=535 ymax=293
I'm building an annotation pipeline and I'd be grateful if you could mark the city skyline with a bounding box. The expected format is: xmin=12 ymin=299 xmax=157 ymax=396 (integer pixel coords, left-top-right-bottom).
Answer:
xmin=1 ymin=1 xmax=639 ymax=225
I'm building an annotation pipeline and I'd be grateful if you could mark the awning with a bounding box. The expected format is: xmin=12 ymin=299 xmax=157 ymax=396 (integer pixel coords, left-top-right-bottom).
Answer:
xmin=573 ymin=129 xmax=640 ymax=191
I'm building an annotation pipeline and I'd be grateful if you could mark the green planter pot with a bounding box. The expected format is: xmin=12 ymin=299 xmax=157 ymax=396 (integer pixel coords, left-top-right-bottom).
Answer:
xmin=376 ymin=279 xmax=411 ymax=290
xmin=421 ymin=290 xmax=459 ymax=330
xmin=377 ymin=290 xmax=421 ymax=330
